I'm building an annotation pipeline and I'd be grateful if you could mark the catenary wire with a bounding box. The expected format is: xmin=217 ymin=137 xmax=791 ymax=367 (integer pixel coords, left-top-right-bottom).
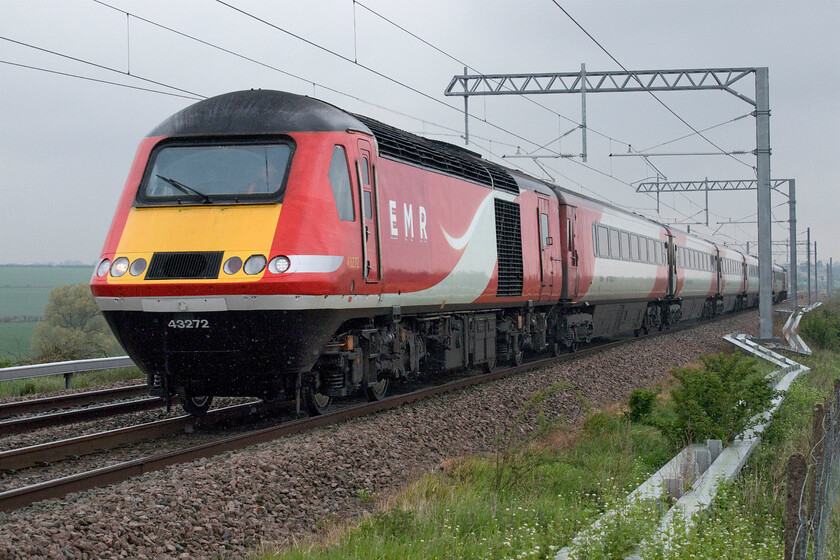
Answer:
xmin=0 ymin=60 xmax=202 ymax=100
xmin=550 ymin=1 xmax=755 ymax=172
xmin=0 ymin=36 xmax=204 ymax=98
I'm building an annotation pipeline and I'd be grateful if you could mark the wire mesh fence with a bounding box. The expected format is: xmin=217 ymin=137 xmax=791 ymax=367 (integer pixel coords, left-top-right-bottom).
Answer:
xmin=786 ymin=378 xmax=840 ymax=560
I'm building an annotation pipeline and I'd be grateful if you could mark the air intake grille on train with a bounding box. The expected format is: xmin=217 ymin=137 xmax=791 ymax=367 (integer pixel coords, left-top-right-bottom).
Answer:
xmin=494 ymin=199 xmax=523 ymax=297
xmin=146 ymin=252 xmax=223 ymax=280
xmin=354 ymin=115 xmax=519 ymax=195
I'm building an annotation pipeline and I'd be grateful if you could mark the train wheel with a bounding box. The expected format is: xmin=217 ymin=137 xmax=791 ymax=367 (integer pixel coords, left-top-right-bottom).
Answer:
xmin=365 ymin=377 xmax=389 ymax=402
xmin=303 ymin=386 xmax=332 ymax=415
xmin=180 ymin=392 xmax=213 ymax=417
xmin=482 ymin=355 xmax=497 ymax=373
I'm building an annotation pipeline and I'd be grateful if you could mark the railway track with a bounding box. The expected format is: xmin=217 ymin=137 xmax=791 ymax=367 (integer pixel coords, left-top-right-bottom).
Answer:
xmin=0 ymin=384 xmax=147 ymax=420
xmin=0 ymin=395 xmax=173 ymax=436
xmin=0 ymin=401 xmax=274 ymax=472
xmin=0 ymin=313 xmax=737 ymax=513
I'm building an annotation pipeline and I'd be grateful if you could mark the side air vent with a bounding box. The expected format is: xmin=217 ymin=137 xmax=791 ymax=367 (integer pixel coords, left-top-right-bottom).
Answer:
xmin=146 ymin=252 xmax=223 ymax=280
xmin=354 ymin=115 xmax=519 ymax=195
xmin=494 ymin=199 xmax=523 ymax=297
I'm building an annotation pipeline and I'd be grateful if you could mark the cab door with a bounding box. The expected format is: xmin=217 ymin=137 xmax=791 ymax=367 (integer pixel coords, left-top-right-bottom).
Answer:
xmin=559 ymin=204 xmax=579 ymax=300
xmin=537 ymin=196 xmax=558 ymax=300
xmin=356 ymin=139 xmax=380 ymax=283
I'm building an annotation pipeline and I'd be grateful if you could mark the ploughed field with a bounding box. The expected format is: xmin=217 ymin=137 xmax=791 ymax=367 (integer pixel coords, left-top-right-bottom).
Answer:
xmin=0 ymin=310 xmax=759 ymax=559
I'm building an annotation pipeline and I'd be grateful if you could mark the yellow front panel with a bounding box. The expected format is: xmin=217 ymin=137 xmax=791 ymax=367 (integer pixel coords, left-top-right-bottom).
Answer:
xmin=110 ymin=204 xmax=281 ymax=283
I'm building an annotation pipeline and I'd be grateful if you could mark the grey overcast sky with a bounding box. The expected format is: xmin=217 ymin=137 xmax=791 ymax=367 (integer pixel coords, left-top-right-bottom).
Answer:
xmin=1 ymin=0 xmax=838 ymax=267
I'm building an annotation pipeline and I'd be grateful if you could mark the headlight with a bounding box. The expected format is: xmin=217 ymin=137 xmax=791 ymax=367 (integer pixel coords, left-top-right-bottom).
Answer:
xmin=223 ymin=256 xmax=243 ymax=275
xmin=268 ymin=255 xmax=291 ymax=274
xmin=129 ymin=258 xmax=147 ymax=277
xmin=243 ymin=255 xmax=266 ymax=275
xmin=95 ymin=258 xmax=111 ymax=277
xmin=110 ymin=257 xmax=129 ymax=277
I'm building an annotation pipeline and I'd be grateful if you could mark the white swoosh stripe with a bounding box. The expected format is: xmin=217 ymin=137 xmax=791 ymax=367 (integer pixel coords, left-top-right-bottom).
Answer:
xmin=441 ymin=193 xmax=493 ymax=250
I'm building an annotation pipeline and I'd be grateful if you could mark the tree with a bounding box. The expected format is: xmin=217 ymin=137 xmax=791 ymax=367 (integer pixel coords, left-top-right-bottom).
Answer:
xmin=30 ymin=284 xmax=123 ymax=362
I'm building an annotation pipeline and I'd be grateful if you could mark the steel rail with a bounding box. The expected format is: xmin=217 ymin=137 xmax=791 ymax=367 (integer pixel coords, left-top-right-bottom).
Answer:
xmin=0 ymin=396 xmax=171 ymax=436
xmin=0 ymin=384 xmax=147 ymax=420
xmin=0 ymin=311 xmax=749 ymax=512
xmin=0 ymin=401 xmax=268 ymax=471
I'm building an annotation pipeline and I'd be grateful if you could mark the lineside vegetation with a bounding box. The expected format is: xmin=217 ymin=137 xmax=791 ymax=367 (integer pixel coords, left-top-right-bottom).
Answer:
xmin=257 ymin=332 xmax=809 ymax=559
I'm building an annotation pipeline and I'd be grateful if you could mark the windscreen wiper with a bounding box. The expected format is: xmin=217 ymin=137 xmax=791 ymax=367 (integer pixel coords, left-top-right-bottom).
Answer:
xmin=155 ymin=174 xmax=212 ymax=204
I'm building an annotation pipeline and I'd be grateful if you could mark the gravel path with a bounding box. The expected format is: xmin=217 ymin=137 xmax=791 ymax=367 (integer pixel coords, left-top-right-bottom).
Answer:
xmin=0 ymin=312 xmax=758 ymax=559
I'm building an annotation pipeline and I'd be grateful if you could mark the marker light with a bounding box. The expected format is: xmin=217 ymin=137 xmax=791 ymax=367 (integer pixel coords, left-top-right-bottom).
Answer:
xmin=243 ymin=255 xmax=266 ymax=275
xmin=96 ymin=259 xmax=111 ymax=277
xmin=110 ymin=257 xmax=129 ymax=277
xmin=223 ymin=256 xmax=243 ymax=275
xmin=268 ymin=255 xmax=291 ymax=274
xmin=129 ymin=258 xmax=147 ymax=277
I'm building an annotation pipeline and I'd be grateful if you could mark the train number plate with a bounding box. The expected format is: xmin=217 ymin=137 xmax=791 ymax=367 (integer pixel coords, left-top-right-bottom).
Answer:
xmin=167 ymin=319 xmax=210 ymax=329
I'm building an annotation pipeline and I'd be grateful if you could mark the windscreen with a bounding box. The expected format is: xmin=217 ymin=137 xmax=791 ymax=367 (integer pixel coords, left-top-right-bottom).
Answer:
xmin=139 ymin=141 xmax=293 ymax=204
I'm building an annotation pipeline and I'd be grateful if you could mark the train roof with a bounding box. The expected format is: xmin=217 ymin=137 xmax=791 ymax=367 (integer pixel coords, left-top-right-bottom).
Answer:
xmin=147 ymin=90 xmax=373 ymax=137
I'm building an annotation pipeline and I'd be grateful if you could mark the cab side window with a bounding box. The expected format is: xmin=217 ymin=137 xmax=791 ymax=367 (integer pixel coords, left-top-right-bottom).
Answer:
xmin=328 ymin=146 xmax=355 ymax=221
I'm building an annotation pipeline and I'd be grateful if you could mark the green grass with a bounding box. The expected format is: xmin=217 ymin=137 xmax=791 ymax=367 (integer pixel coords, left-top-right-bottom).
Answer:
xmin=0 ymin=321 xmax=37 ymax=360
xmin=0 ymin=367 xmax=145 ymax=398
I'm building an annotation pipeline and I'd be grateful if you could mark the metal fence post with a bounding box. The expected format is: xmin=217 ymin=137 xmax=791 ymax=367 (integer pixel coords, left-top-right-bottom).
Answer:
xmin=785 ymin=453 xmax=808 ymax=560
xmin=810 ymin=403 xmax=826 ymax=545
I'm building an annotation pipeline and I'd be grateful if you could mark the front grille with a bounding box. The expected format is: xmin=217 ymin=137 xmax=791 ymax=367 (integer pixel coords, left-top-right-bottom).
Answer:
xmin=494 ymin=199 xmax=523 ymax=297
xmin=146 ymin=251 xmax=223 ymax=280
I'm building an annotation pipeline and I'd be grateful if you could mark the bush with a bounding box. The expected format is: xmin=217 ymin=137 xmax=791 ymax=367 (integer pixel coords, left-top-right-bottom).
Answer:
xmin=627 ymin=389 xmax=657 ymax=422
xmin=665 ymin=353 xmax=776 ymax=445
xmin=29 ymin=284 xmax=122 ymax=362
xmin=799 ymin=300 xmax=840 ymax=350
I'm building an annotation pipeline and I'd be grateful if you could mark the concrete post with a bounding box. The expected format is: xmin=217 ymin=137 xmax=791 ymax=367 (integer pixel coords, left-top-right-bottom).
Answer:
xmin=755 ymin=68 xmax=773 ymax=340
xmin=814 ymin=242 xmax=818 ymax=300
xmin=788 ymin=180 xmax=798 ymax=308
xmin=807 ymin=228 xmax=812 ymax=306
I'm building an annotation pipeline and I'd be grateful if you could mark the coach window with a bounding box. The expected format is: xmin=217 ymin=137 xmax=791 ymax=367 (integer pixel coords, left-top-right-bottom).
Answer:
xmin=328 ymin=146 xmax=355 ymax=221
xmin=630 ymin=235 xmax=639 ymax=261
xmin=540 ymin=213 xmax=550 ymax=246
xmin=609 ymin=228 xmax=620 ymax=259
xmin=596 ymin=225 xmax=609 ymax=257
xmin=363 ymin=191 xmax=373 ymax=219
xmin=639 ymin=237 xmax=648 ymax=263
xmin=648 ymin=239 xmax=656 ymax=264
xmin=620 ymin=231 xmax=630 ymax=260
xmin=361 ymin=157 xmax=370 ymax=185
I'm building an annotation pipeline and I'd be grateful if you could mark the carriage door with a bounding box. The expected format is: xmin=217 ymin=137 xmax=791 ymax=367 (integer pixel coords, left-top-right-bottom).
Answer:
xmin=667 ymin=235 xmax=678 ymax=296
xmin=356 ymin=139 xmax=380 ymax=283
xmin=559 ymin=205 xmax=579 ymax=300
xmin=537 ymin=196 xmax=558 ymax=300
